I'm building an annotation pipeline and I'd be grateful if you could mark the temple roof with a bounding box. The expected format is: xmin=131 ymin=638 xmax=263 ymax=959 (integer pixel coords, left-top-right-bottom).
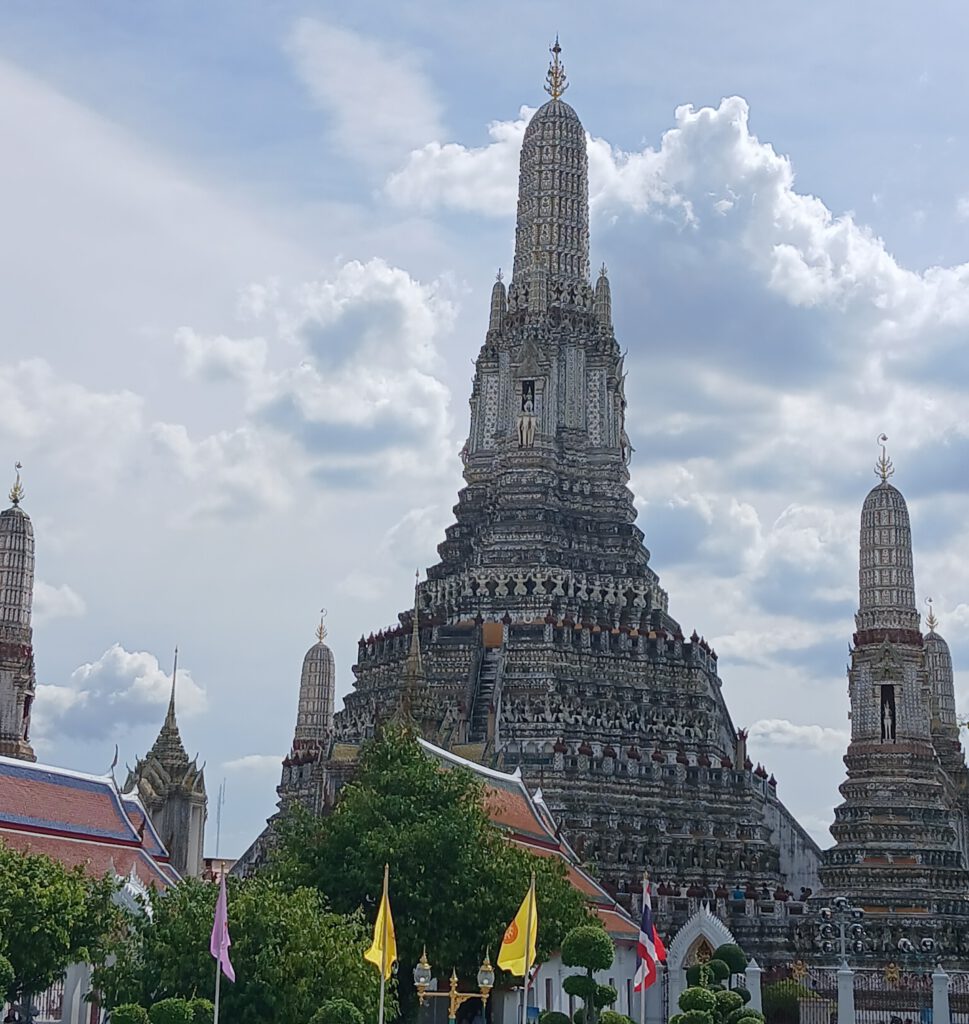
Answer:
xmin=418 ymin=738 xmax=638 ymax=940
xmin=0 ymin=755 xmax=178 ymax=888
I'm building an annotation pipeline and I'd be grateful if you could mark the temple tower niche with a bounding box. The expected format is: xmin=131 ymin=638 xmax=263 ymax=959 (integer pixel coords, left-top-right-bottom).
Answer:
xmin=820 ymin=442 xmax=969 ymax=947
xmin=124 ymin=652 xmax=207 ymax=877
xmin=0 ymin=464 xmax=36 ymax=762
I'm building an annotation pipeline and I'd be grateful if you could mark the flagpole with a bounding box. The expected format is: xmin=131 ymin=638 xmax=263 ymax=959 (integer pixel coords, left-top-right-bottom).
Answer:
xmin=378 ymin=863 xmax=389 ymax=1024
xmin=213 ymin=957 xmax=222 ymax=1024
xmin=639 ymin=872 xmax=648 ymax=1024
xmin=522 ymin=872 xmax=535 ymax=1024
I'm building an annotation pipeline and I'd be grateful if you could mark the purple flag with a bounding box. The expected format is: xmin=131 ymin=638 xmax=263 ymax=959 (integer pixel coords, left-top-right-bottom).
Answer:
xmin=210 ymin=874 xmax=236 ymax=982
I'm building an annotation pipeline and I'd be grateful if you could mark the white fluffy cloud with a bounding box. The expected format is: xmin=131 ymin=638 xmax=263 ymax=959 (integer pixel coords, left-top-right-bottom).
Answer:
xmin=223 ymin=753 xmax=284 ymax=776
xmin=285 ymin=18 xmax=442 ymax=168
xmin=159 ymin=258 xmax=458 ymax=521
xmin=748 ymin=718 xmax=850 ymax=753
xmin=32 ymin=644 xmax=207 ymax=743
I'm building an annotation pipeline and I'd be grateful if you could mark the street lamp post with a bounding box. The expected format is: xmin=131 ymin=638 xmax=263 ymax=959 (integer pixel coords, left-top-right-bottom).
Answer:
xmin=414 ymin=948 xmax=496 ymax=1024
xmin=818 ymin=896 xmax=866 ymax=966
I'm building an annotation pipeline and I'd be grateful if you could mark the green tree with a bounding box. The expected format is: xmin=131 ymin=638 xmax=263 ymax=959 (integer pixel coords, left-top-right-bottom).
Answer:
xmin=310 ymin=998 xmax=367 ymax=1024
xmin=271 ymin=727 xmax=590 ymax=1014
xmin=94 ymin=875 xmax=383 ymax=1024
xmin=188 ymin=997 xmax=215 ymax=1024
xmin=0 ymin=841 xmax=121 ymax=1007
xmin=561 ymin=924 xmax=615 ymax=1024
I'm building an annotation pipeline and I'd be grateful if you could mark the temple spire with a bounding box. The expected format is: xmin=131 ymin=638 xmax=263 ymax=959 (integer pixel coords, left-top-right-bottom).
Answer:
xmin=875 ymin=433 xmax=894 ymax=483
xmin=165 ymin=646 xmax=179 ymax=728
xmin=8 ymin=462 xmax=24 ymax=506
xmin=544 ymin=36 xmax=568 ymax=100
xmin=405 ymin=570 xmax=424 ymax=679
xmin=316 ymin=607 xmax=328 ymax=643
xmin=926 ymin=597 xmax=939 ymax=633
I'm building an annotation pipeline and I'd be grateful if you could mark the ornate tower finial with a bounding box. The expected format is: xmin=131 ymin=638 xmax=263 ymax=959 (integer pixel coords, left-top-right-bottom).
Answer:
xmin=496 ymin=268 xmax=503 ymax=283
xmin=599 ymin=262 xmax=608 ymax=278
xmin=875 ymin=433 xmax=895 ymax=483
xmin=926 ymin=597 xmax=938 ymax=633
xmin=9 ymin=462 xmax=24 ymax=506
xmin=166 ymin=646 xmax=179 ymax=727
xmin=544 ymin=36 xmax=568 ymax=100
xmin=316 ymin=607 xmax=328 ymax=642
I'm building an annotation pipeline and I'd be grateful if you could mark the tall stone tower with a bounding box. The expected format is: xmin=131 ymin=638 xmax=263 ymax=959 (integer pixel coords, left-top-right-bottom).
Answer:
xmin=330 ymin=44 xmax=820 ymax=949
xmin=820 ymin=442 xmax=969 ymax=956
xmin=124 ymin=653 xmax=207 ymax=877
xmin=277 ymin=615 xmax=336 ymax=816
xmin=0 ymin=464 xmax=36 ymax=762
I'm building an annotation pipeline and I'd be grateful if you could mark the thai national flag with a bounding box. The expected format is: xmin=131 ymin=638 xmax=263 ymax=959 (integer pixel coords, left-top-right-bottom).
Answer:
xmin=634 ymin=880 xmax=667 ymax=992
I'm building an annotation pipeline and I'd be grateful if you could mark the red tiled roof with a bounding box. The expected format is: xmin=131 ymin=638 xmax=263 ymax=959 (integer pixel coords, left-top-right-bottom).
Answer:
xmin=0 ymin=755 xmax=176 ymax=889
xmin=417 ymin=740 xmax=637 ymax=940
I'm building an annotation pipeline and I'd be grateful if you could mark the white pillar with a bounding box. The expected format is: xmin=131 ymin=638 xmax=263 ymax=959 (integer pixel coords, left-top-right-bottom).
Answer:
xmin=933 ymin=964 xmax=951 ymax=1024
xmin=745 ymin=959 xmax=763 ymax=1013
xmin=837 ymin=962 xmax=855 ymax=1024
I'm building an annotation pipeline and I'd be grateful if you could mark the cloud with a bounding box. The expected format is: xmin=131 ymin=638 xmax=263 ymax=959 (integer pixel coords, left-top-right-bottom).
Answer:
xmin=285 ymin=18 xmax=442 ymax=168
xmin=32 ymin=581 xmax=86 ymax=625
xmin=385 ymin=109 xmax=531 ymax=214
xmin=160 ymin=258 xmax=458 ymax=521
xmin=223 ymin=753 xmax=283 ymax=776
xmin=32 ymin=644 xmax=207 ymax=742
xmin=747 ymin=718 xmax=849 ymax=753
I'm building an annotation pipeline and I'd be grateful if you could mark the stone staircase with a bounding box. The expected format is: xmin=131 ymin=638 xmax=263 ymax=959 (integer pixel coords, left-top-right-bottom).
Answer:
xmin=469 ymin=647 xmax=501 ymax=743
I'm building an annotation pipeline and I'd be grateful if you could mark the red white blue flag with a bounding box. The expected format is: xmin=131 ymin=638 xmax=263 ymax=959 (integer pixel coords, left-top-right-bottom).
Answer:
xmin=634 ymin=878 xmax=666 ymax=992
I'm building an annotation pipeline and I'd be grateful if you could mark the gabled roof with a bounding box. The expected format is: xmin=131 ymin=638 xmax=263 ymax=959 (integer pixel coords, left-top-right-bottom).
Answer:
xmin=0 ymin=755 xmax=177 ymax=889
xmin=417 ymin=739 xmax=638 ymax=941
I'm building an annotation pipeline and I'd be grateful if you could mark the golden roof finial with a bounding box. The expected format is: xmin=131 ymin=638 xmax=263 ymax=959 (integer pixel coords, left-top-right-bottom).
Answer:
xmin=316 ymin=607 xmax=328 ymax=642
xmin=926 ymin=597 xmax=938 ymax=633
xmin=544 ymin=36 xmax=568 ymax=100
xmin=8 ymin=462 xmax=24 ymax=506
xmin=875 ymin=433 xmax=895 ymax=483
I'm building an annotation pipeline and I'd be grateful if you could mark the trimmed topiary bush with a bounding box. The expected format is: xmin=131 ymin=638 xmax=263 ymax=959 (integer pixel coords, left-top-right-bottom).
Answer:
xmin=110 ymin=1006 xmax=149 ymax=1024
xmin=668 ymin=1015 xmax=685 ymax=1024
xmin=309 ymin=999 xmax=366 ymax=1024
xmin=599 ymin=1013 xmax=635 ymax=1024
xmin=564 ymin=975 xmax=598 ymax=1001
xmin=714 ymin=944 xmax=748 ymax=975
xmin=148 ymin=999 xmax=193 ymax=1024
xmin=539 ymin=1012 xmax=572 ymax=1024
xmin=733 ymin=987 xmax=752 ymax=1006
xmin=593 ymin=984 xmax=617 ymax=1009
xmin=573 ymin=1009 xmax=586 ymax=1024
xmin=562 ymin=926 xmax=615 ymax=973
xmin=726 ymin=1009 xmax=765 ymax=1024
xmin=715 ymin=990 xmax=745 ymax=1016
xmin=680 ymin=1011 xmax=715 ymax=1024
xmin=707 ymin=959 xmax=731 ymax=983
xmin=680 ymin=988 xmax=717 ymax=1014
xmin=188 ymin=998 xmax=214 ymax=1024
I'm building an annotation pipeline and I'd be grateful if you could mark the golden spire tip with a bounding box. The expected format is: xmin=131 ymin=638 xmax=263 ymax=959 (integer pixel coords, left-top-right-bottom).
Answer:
xmin=925 ymin=597 xmax=938 ymax=633
xmin=8 ymin=461 xmax=24 ymax=506
xmin=316 ymin=606 xmax=328 ymax=642
xmin=544 ymin=37 xmax=568 ymax=100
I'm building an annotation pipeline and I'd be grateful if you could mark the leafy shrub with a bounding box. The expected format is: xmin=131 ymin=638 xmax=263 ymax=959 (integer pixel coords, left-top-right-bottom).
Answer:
xmin=762 ymin=981 xmax=812 ymax=1024
xmin=668 ymin=1015 xmax=685 ymax=1024
xmin=149 ymin=999 xmax=193 ymax=1024
xmin=599 ymin=1013 xmax=635 ymax=1024
xmin=110 ymin=1006 xmax=149 ymax=1024
xmin=562 ymin=925 xmax=615 ymax=972
xmin=679 ymin=988 xmax=717 ymax=1013
xmin=573 ymin=1010 xmax=585 ymax=1024
xmin=309 ymin=999 xmax=366 ymax=1024
xmin=714 ymin=945 xmax=748 ymax=975
xmin=726 ymin=1010 xmax=765 ymax=1024
xmin=540 ymin=1012 xmax=572 ymax=1024
xmin=680 ymin=1011 xmax=715 ymax=1024
xmin=594 ymin=984 xmax=617 ymax=1009
xmin=733 ymin=987 xmax=752 ymax=1006
xmin=715 ymin=990 xmax=745 ymax=1016
xmin=188 ymin=998 xmax=214 ymax=1024
xmin=564 ymin=975 xmax=598 ymax=1000
xmin=707 ymin=959 xmax=731 ymax=982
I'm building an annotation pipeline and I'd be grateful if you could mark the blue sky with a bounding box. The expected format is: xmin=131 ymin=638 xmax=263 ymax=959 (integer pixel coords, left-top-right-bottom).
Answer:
xmin=4 ymin=1 xmax=969 ymax=858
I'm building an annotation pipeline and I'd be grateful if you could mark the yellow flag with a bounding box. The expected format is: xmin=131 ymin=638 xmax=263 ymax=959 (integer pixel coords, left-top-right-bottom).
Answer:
xmin=364 ymin=865 xmax=397 ymax=980
xmin=497 ymin=874 xmax=537 ymax=976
